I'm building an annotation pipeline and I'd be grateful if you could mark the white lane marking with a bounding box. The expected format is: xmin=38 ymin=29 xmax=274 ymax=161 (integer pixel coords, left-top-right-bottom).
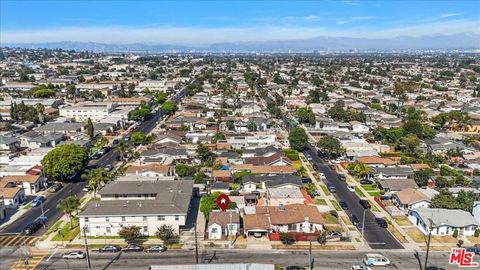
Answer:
xmin=46 ymin=248 xmax=58 ymax=261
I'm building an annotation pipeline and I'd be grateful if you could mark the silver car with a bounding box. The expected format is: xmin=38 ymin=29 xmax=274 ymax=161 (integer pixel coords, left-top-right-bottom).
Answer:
xmin=62 ymin=251 xmax=86 ymax=259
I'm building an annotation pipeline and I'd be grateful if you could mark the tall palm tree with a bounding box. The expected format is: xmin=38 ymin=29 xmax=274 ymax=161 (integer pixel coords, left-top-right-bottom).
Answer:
xmin=82 ymin=168 xmax=112 ymax=198
xmin=57 ymin=196 xmax=81 ymax=228
xmin=353 ymin=162 xmax=373 ymax=179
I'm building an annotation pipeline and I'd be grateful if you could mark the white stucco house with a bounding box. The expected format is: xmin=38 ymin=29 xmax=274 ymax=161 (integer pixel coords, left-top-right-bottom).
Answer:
xmin=207 ymin=210 xmax=241 ymax=240
xmin=408 ymin=208 xmax=479 ymax=236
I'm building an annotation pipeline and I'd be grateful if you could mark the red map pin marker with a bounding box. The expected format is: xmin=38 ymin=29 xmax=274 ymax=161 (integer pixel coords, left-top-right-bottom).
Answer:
xmin=216 ymin=193 xmax=230 ymax=212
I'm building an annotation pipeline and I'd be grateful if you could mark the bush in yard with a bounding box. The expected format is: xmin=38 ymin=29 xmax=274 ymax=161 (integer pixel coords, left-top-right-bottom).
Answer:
xmin=475 ymin=229 xmax=480 ymax=237
xmin=155 ymin=224 xmax=179 ymax=244
xmin=317 ymin=231 xmax=327 ymax=245
xmin=457 ymin=239 xmax=464 ymax=247
xmin=118 ymin=226 xmax=142 ymax=243
xmin=453 ymin=229 xmax=459 ymax=238
xmin=280 ymin=232 xmax=295 ymax=245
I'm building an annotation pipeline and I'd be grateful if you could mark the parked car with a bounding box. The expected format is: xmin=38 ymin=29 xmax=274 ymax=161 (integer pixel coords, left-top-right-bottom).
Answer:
xmin=98 ymin=245 xmax=121 ymax=253
xmin=329 ymin=164 xmax=336 ymax=170
xmin=62 ymin=251 xmax=86 ymax=259
xmin=375 ymin=218 xmax=388 ymax=228
xmin=24 ymin=221 xmax=43 ymax=235
xmin=351 ymin=266 xmax=371 ymax=270
xmin=82 ymin=185 xmax=90 ymax=192
xmin=327 ymin=183 xmax=336 ymax=193
xmin=306 ymin=154 xmax=313 ymax=161
xmin=465 ymin=246 xmax=480 ymax=255
xmin=319 ymin=172 xmax=326 ymax=179
xmin=313 ymin=164 xmax=318 ymax=170
xmin=104 ymin=164 xmax=113 ymax=171
xmin=363 ymin=254 xmax=391 ymax=267
xmin=360 ymin=179 xmax=374 ymax=185
xmin=326 ymin=231 xmax=342 ymax=239
xmin=49 ymin=183 xmax=63 ymax=193
xmin=339 ymin=201 xmax=349 ymax=210
xmin=350 ymin=215 xmax=360 ymax=226
xmin=347 ymin=185 xmax=355 ymax=192
xmin=337 ymin=174 xmax=346 ymax=181
xmin=301 ymin=178 xmax=312 ymax=184
xmin=359 ymin=199 xmax=371 ymax=209
xmin=145 ymin=245 xmax=167 ymax=253
xmin=31 ymin=196 xmax=45 ymax=207
xmin=123 ymin=244 xmax=144 ymax=252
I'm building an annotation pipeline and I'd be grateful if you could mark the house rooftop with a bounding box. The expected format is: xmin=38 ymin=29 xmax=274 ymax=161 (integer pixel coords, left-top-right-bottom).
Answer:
xmin=410 ymin=208 xmax=479 ymax=228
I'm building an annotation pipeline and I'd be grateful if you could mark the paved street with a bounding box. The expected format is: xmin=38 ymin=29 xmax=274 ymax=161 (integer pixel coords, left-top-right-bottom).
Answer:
xmin=304 ymin=142 xmax=404 ymax=250
xmin=0 ymin=248 xmax=473 ymax=270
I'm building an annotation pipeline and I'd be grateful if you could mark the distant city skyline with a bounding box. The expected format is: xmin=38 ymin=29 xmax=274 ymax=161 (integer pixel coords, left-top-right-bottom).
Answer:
xmin=1 ymin=0 xmax=479 ymax=44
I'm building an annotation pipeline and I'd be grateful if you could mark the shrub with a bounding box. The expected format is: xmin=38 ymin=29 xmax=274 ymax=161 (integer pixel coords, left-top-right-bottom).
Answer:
xmin=317 ymin=232 xmax=327 ymax=245
xmin=453 ymin=229 xmax=459 ymax=238
xmin=457 ymin=240 xmax=464 ymax=247
xmin=280 ymin=232 xmax=295 ymax=245
xmin=475 ymin=229 xmax=480 ymax=237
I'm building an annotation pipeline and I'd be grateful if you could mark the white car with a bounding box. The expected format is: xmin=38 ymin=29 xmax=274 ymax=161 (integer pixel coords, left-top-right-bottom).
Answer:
xmin=319 ymin=172 xmax=326 ymax=179
xmin=62 ymin=251 xmax=86 ymax=259
xmin=363 ymin=253 xmax=391 ymax=267
xmin=351 ymin=266 xmax=371 ymax=270
xmin=347 ymin=185 xmax=355 ymax=192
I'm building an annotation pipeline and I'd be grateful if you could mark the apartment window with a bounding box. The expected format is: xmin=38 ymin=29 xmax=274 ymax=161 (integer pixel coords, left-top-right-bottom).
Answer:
xmin=106 ymin=227 xmax=111 ymax=233
xmin=121 ymin=216 xmax=126 ymax=222
xmin=143 ymin=226 xmax=148 ymax=234
xmin=175 ymin=216 xmax=179 ymax=221
xmin=143 ymin=216 xmax=147 ymax=221
xmin=84 ymin=217 xmax=89 ymax=222
xmin=105 ymin=217 xmax=109 ymax=222
xmin=158 ymin=216 xmax=165 ymax=221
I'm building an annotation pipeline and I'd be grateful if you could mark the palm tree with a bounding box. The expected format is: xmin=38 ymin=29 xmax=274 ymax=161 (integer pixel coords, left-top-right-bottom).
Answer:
xmin=82 ymin=168 xmax=112 ymax=198
xmin=34 ymin=103 xmax=45 ymax=124
xmin=57 ymin=196 xmax=81 ymax=228
xmin=353 ymin=162 xmax=373 ymax=179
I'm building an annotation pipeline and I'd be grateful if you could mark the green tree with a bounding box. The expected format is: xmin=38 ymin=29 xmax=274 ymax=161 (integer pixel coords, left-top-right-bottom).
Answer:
xmin=196 ymin=143 xmax=217 ymax=166
xmin=297 ymin=107 xmax=315 ymax=125
xmin=347 ymin=161 xmax=373 ymax=179
xmin=288 ymin=127 xmax=308 ymax=151
xmin=429 ymin=189 xmax=459 ymax=210
xmin=317 ymin=136 xmax=344 ymax=159
xmin=413 ymin=168 xmax=434 ymax=186
xmin=175 ymin=163 xmax=195 ymax=177
xmin=303 ymin=183 xmax=317 ymax=197
xmin=82 ymin=168 xmax=112 ymax=198
xmin=86 ymin=118 xmax=94 ymax=139
xmin=57 ymin=195 xmax=81 ymax=228
xmin=128 ymin=105 xmax=151 ymax=121
xmin=193 ymin=171 xmax=207 ymax=184
xmin=155 ymin=92 xmax=168 ymax=104
xmin=400 ymin=134 xmax=420 ymax=155
xmin=42 ymin=144 xmax=89 ymax=181
xmin=155 ymin=224 xmax=179 ymax=244
xmin=199 ymin=191 xmax=236 ymax=217
xmin=161 ymin=101 xmax=177 ymax=115
xmin=118 ymin=225 xmax=142 ymax=243
xmin=280 ymin=232 xmax=295 ymax=245
xmin=246 ymin=121 xmax=257 ymax=132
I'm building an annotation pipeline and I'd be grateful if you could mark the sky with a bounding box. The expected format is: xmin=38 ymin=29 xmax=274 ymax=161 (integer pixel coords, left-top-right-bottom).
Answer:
xmin=1 ymin=0 xmax=479 ymax=44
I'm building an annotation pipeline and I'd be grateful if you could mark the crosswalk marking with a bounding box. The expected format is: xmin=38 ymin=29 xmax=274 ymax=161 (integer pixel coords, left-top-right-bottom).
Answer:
xmin=9 ymin=252 xmax=48 ymax=270
xmin=0 ymin=234 xmax=39 ymax=248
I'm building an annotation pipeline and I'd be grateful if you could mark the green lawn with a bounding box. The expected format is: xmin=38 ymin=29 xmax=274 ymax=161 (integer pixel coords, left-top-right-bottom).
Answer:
xmin=52 ymin=218 xmax=80 ymax=242
xmin=355 ymin=187 xmax=366 ymax=197
xmin=22 ymin=204 xmax=32 ymax=210
xmin=362 ymin=184 xmax=377 ymax=191
xmin=330 ymin=200 xmax=342 ymax=211
xmin=322 ymin=213 xmax=339 ymax=224
xmin=314 ymin=198 xmax=327 ymax=205
xmin=320 ymin=185 xmax=331 ymax=196
xmin=46 ymin=220 xmax=63 ymax=235
xmin=368 ymin=191 xmax=382 ymax=197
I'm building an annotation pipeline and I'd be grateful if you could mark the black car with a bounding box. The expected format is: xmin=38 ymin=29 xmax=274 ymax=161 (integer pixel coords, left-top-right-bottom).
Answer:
xmin=359 ymin=199 xmax=371 ymax=209
xmin=375 ymin=218 xmax=388 ymax=228
xmin=24 ymin=221 xmax=43 ymax=235
xmin=350 ymin=215 xmax=360 ymax=226
xmin=313 ymin=164 xmax=318 ymax=170
xmin=337 ymin=174 xmax=346 ymax=181
xmin=99 ymin=245 xmax=121 ymax=252
xmin=49 ymin=183 xmax=63 ymax=192
xmin=123 ymin=244 xmax=144 ymax=252
xmin=360 ymin=179 xmax=374 ymax=185
xmin=465 ymin=246 xmax=480 ymax=255
xmin=339 ymin=201 xmax=349 ymax=210
xmin=301 ymin=178 xmax=312 ymax=184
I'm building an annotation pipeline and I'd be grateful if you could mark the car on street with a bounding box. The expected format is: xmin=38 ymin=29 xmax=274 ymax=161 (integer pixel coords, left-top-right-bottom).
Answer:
xmin=337 ymin=174 xmax=346 ymax=181
xmin=351 ymin=266 xmax=371 ymax=270
xmin=319 ymin=172 xmax=326 ymax=179
xmin=49 ymin=183 xmax=63 ymax=193
xmin=104 ymin=164 xmax=113 ymax=171
xmin=301 ymin=178 xmax=312 ymax=184
xmin=98 ymin=245 xmax=121 ymax=253
xmin=375 ymin=218 xmax=388 ymax=228
xmin=123 ymin=244 xmax=144 ymax=252
xmin=347 ymin=185 xmax=355 ymax=192
xmin=465 ymin=246 xmax=480 ymax=255
xmin=62 ymin=251 xmax=86 ymax=259
xmin=313 ymin=164 xmax=318 ymax=170
xmin=145 ymin=245 xmax=167 ymax=253
xmin=24 ymin=220 xmax=43 ymax=235
xmin=363 ymin=254 xmax=391 ymax=267
xmin=339 ymin=201 xmax=349 ymax=210
xmin=350 ymin=215 xmax=360 ymax=226
xmin=360 ymin=179 xmax=374 ymax=185
xmin=359 ymin=199 xmax=371 ymax=209
xmin=306 ymin=153 xmax=313 ymax=161
xmin=31 ymin=196 xmax=45 ymax=207
xmin=82 ymin=185 xmax=90 ymax=192
xmin=327 ymin=183 xmax=336 ymax=193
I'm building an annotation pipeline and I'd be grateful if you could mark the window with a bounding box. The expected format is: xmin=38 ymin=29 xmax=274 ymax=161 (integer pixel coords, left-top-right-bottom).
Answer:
xmin=143 ymin=226 xmax=148 ymax=234
xmin=84 ymin=217 xmax=89 ymax=222
xmin=106 ymin=227 xmax=111 ymax=233
xmin=143 ymin=216 xmax=147 ymax=221
xmin=105 ymin=217 xmax=109 ymax=222
xmin=158 ymin=216 xmax=165 ymax=221
xmin=211 ymin=228 xmax=218 ymax=234
xmin=121 ymin=216 xmax=126 ymax=222
xmin=287 ymin=224 xmax=296 ymax=231
xmin=175 ymin=216 xmax=179 ymax=221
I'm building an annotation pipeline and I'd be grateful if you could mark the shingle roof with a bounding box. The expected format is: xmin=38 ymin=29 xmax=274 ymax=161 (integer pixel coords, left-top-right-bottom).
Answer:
xmin=208 ymin=211 xmax=240 ymax=227
xmin=256 ymin=204 xmax=324 ymax=225
xmin=410 ymin=208 xmax=479 ymax=228
xmin=394 ymin=188 xmax=430 ymax=205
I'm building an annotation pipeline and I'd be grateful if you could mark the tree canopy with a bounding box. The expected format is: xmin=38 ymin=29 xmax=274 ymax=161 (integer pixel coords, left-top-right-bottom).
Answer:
xmin=296 ymin=107 xmax=315 ymax=125
xmin=119 ymin=225 xmax=142 ymax=243
xmin=430 ymin=190 xmax=474 ymax=212
xmin=57 ymin=195 xmax=81 ymax=228
xmin=161 ymin=101 xmax=178 ymax=115
xmin=288 ymin=127 xmax=308 ymax=151
xmin=42 ymin=144 xmax=89 ymax=181
xmin=317 ymin=135 xmax=344 ymax=159
xmin=200 ymin=191 xmax=236 ymax=217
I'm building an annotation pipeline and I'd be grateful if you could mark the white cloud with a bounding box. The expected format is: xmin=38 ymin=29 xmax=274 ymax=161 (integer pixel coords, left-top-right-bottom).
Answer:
xmin=1 ymin=19 xmax=479 ymax=44
xmin=303 ymin=15 xmax=319 ymax=21
xmin=440 ymin=13 xmax=462 ymax=18
xmin=337 ymin=16 xmax=376 ymax=25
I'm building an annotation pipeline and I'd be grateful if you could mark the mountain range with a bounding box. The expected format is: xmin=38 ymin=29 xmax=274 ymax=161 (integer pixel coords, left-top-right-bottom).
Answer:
xmin=3 ymin=33 xmax=479 ymax=53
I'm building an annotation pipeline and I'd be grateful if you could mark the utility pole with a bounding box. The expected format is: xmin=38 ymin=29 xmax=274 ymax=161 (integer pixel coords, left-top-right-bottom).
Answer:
xmin=361 ymin=209 xmax=366 ymax=244
xmin=194 ymin=222 xmax=199 ymax=264
xmin=308 ymin=240 xmax=312 ymax=270
xmin=83 ymin=226 xmax=92 ymax=270
xmin=423 ymin=219 xmax=434 ymax=270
